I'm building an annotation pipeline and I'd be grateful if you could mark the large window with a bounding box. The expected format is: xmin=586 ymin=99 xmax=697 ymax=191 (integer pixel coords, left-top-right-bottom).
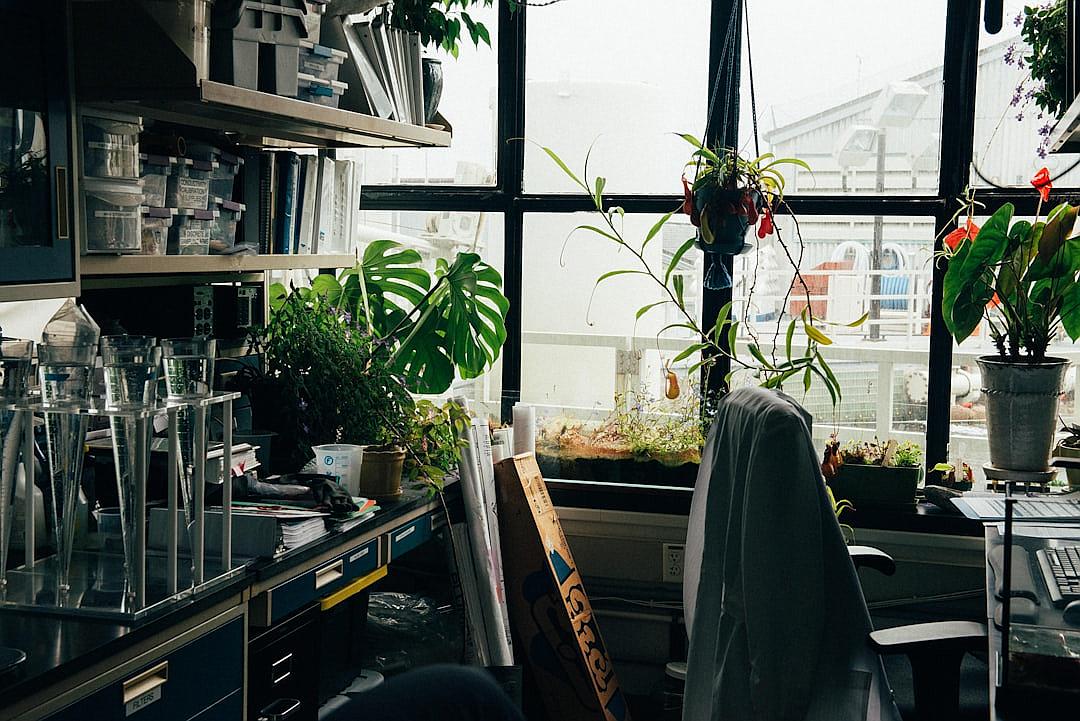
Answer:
xmin=360 ymin=1 xmax=1074 ymax=489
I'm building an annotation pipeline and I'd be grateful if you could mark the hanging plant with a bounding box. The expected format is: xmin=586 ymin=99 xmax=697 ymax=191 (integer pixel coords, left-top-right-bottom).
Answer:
xmin=1004 ymin=0 xmax=1068 ymax=157
xmin=680 ymin=134 xmax=809 ymax=288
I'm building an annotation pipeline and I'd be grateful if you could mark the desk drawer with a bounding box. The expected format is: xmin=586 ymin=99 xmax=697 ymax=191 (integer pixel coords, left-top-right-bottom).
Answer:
xmin=387 ymin=516 xmax=432 ymax=562
xmin=265 ymin=538 xmax=379 ymax=626
xmin=46 ymin=615 xmax=244 ymax=721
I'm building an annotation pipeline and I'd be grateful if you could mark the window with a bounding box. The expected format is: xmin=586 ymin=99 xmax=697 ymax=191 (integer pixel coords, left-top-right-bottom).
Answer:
xmin=732 ymin=215 xmax=934 ymax=453
xmin=971 ymin=0 xmax=1080 ymax=187
xmin=521 ymin=212 xmax=704 ymax=485
xmin=345 ymin=4 xmax=499 ymax=186
xmin=522 ymin=0 xmax=710 ymax=194
xmin=739 ymin=0 xmax=947 ymax=195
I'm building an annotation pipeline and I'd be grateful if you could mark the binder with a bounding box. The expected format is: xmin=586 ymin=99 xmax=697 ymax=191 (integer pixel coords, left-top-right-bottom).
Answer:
xmin=274 ymin=151 xmax=300 ymax=255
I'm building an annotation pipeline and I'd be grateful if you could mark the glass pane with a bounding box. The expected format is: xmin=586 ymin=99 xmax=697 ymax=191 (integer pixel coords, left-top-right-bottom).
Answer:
xmin=522 ymin=0 xmax=710 ymax=194
xmin=0 ymin=10 xmax=51 ymax=249
xmin=734 ymin=215 xmax=935 ymax=457
xmin=340 ymin=4 xmax=498 ymax=186
xmin=739 ymin=1 xmax=946 ymax=195
xmin=972 ymin=1 xmax=1080 ymax=187
xmin=521 ymin=212 xmax=704 ymax=485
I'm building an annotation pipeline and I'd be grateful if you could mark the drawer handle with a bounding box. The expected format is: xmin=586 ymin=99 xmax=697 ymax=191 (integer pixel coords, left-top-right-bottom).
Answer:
xmin=271 ymin=652 xmax=293 ymax=685
xmin=314 ymin=559 xmax=344 ymax=590
xmin=123 ymin=661 xmax=168 ymax=704
xmin=394 ymin=525 xmax=417 ymax=543
xmin=259 ymin=698 xmax=301 ymax=721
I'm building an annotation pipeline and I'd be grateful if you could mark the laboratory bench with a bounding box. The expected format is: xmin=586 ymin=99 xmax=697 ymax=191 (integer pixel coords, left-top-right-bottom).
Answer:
xmin=0 ymin=484 xmax=453 ymax=721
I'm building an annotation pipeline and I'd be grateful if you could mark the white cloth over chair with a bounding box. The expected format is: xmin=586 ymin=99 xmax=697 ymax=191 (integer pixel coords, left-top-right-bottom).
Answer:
xmin=682 ymin=387 xmax=901 ymax=721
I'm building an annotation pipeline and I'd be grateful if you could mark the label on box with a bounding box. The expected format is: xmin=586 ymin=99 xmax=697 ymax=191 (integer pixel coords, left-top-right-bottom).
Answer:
xmin=176 ymin=177 xmax=208 ymax=207
xmin=125 ymin=684 xmax=162 ymax=715
xmin=95 ymin=210 xmax=139 ymax=219
xmin=179 ymin=227 xmax=210 ymax=243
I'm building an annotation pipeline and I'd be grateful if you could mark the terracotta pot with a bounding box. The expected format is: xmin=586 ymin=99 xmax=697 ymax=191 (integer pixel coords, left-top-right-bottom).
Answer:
xmin=358 ymin=445 xmax=405 ymax=500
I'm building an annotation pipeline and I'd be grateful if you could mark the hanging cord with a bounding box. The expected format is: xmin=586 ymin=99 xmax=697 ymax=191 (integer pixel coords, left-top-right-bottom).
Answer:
xmin=743 ymin=0 xmax=760 ymax=158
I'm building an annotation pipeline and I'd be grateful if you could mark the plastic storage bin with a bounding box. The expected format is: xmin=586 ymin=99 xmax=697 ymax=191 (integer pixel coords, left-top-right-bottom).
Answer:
xmin=83 ymin=178 xmax=144 ymax=253
xmin=211 ymin=0 xmax=306 ymax=97
xmin=299 ymin=41 xmax=346 ymax=84
xmin=209 ymin=198 xmax=245 ymax=254
xmin=169 ymin=208 xmax=218 ymax=255
xmin=166 ymin=158 xmax=217 ymax=210
xmin=210 ymin=152 xmax=243 ymax=200
xmin=297 ymin=73 xmax=347 ymax=108
xmin=141 ymin=206 xmax=176 ymax=255
xmin=139 ymin=154 xmax=176 ymax=208
xmin=81 ymin=111 xmax=142 ymax=179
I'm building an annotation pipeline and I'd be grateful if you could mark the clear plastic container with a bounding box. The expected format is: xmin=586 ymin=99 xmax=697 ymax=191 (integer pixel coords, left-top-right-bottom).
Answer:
xmin=165 ymin=158 xmax=216 ymax=210
xmin=209 ymin=198 xmax=245 ymax=254
xmin=83 ymin=177 xmax=144 ymax=253
xmin=81 ymin=111 xmax=142 ymax=179
xmin=297 ymin=72 xmax=347 ymax=108
xmin=210 ymin=152 xmax=243 ymax=201
xmin=139 ymin=153 xmax=176 ymax=208
xmin=168 ymin=208 xmax=218 ymax=255
xmin=299 ymin=41 xmax=347 ymax=84
xmin=141 ymin=206 xmax=176 ymax=256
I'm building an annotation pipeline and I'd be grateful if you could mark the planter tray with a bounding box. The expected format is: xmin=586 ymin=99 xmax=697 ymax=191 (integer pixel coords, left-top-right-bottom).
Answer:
xmin=827 ymin=464 xmax=921 ymax=511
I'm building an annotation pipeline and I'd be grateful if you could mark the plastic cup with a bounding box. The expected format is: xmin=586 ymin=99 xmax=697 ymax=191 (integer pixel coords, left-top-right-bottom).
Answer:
xmin=313 ymin=444 xmax=364 ymax=496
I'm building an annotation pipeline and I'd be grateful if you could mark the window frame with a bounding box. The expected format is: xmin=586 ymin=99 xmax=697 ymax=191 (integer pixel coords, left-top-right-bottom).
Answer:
xmin=359 ymin=0 xmax=1057 ymax=487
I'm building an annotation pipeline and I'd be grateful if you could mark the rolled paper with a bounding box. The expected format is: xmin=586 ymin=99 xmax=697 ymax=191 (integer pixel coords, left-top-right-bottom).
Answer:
xmin=491 ymin=428 xmax=513 ymax=464
xmin=512 ymin=404 xmax=535 ymax=456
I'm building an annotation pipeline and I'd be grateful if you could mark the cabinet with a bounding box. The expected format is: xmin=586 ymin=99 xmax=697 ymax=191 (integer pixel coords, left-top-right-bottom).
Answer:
xmin=0 ymin=0 xmax=78 ymax=302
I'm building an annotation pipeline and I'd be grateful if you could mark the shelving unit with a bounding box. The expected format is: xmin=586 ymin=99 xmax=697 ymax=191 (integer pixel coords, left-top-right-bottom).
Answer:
xmin=90 ymin=80 xmax=451 ymax=150
xmin=80 ymin=253 xmax=356 ymax=277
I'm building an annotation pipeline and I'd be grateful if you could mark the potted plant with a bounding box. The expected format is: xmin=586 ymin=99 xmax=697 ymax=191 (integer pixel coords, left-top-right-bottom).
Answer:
xmin=1005 ymin=0 xmax=1067 ymax=157
xmin=942 ymin=171 xmax=1078 ymax=473
xmin=1055 ymin=419 xmax=1080 ymax=487
xmin=244 ymin=240 xmax=508 ymax=492
xmin=680 ymin=134 xmax=809 ymax=289
xmin=822 ymin=436 xmax=924 ymax=510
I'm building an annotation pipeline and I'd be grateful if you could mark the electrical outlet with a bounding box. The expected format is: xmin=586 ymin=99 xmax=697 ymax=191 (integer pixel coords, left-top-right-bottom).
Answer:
xmin=662 ymin=543 xmax=685 ymax=583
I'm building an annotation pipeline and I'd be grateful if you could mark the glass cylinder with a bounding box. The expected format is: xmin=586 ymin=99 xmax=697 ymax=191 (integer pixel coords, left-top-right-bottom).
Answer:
xmin=101 ymin=336 xmax=159 ymax=610
xmin=39 ymin=341 xmax=96 ymax=597
xmin=0 ymin=338 xmax=34 ymax=593
xmin=161 ymin=338 xmax=215 ymax=586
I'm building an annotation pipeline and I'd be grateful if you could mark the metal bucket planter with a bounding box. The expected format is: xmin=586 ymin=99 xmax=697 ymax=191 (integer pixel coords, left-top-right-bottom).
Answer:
xmin=977 ymin=356 xmax=1069 ymax=472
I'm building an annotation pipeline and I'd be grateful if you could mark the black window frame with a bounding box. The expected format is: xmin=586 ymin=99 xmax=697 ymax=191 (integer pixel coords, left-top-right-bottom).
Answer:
xmin=359 ymin=0 xmax=1061 ymax=490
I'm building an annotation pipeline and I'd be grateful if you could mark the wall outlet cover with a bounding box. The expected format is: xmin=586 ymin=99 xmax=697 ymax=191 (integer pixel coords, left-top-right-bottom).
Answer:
xmin=662 ymin=543 xmax=685 ymax=583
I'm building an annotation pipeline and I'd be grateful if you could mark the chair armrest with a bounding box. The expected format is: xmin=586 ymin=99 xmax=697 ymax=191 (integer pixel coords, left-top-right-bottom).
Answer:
xmin=869 ymin=621 xmax=987 ymax=655
xmin=848 ymin=545 xmax=896 ymax=576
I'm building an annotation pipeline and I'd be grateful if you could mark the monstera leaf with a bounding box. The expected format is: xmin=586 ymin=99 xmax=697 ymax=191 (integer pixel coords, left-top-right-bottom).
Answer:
xmin=290 ymin=241 xmax=509 ymax=395
xmin=392 ymin=252 xmax=510 ymax=393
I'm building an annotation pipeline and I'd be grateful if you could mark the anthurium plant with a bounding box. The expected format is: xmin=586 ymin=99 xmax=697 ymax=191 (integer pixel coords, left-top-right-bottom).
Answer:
xmin=942 ymin=169 xmax=1080 ymax=360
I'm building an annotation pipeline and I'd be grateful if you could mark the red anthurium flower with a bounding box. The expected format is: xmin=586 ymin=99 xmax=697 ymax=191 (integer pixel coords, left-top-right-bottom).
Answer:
xmin=1031 ymin=167 xmax=1053 ymax=202
xmin=757 ymin=206 xmax=774 ymax=238
xmin=944 ymin=219 xmax=979 ymax=250
xmin=681 ymin=176 xmax=694 ymax=217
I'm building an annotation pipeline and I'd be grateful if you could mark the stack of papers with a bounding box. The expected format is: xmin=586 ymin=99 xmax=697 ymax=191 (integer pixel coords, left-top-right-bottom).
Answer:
xmin=330 ymin=497 xmax=379 ymax=533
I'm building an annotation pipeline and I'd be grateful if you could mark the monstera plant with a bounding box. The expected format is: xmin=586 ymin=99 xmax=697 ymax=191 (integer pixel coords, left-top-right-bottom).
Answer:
xmin=245 ymin=240 xmax=507 ymax=475
xmin=288 ymin=239 xmax=510 ymax=395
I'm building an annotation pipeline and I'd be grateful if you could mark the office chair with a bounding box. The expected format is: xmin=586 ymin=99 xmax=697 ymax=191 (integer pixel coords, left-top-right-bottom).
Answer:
xmin=683 ymin=387 xmax=985 ymax=721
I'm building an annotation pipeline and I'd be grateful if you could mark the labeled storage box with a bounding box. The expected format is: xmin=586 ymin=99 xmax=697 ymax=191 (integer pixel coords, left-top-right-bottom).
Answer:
xmin=299 ymin=41 xmax=346 ymax=84
xmin=297 ymin=72 xmax=347 ymax=108
xmin=494 ymin=454 xmax=630 ymax=721
xmin=141 ymin=206 xmax=176 ymax=256
xmin=166 ymin=158 xmax=217 ymax=210
xmin=182 ymin=142 xmax=244 ymax=201
xmin=169 ymin=208 xmax=218 ymax=255
xmin=209 ymin=198 xmax=246 ymax=253
xmin=83 ymin=177 xmax=144 ymax=253
xmin=81 ymin=111 xmax=141 ymax=179
xmin=139 ymin=153 xmax=176 ymax=208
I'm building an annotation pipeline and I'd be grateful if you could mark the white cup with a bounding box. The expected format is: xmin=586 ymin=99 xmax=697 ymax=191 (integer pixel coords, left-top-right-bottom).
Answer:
xmin=312 ymin=444 xmax=364 ymax=496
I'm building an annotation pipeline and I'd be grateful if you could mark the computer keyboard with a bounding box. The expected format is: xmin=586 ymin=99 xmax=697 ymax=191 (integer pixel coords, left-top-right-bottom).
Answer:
xmin=1036 ymin=547 xmax=1080 ymax=606
xmin=981 ymin=498 xmax=1080 ymax=519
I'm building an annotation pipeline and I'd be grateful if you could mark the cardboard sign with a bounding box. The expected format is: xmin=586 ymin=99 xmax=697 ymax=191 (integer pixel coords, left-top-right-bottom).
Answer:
xmin=494 ymin=453 xmax=630 ymax=721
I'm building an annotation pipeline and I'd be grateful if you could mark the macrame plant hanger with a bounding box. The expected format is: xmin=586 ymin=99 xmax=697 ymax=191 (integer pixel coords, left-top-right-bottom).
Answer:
xmin=697 ymin=0 xmax=762 ymax=290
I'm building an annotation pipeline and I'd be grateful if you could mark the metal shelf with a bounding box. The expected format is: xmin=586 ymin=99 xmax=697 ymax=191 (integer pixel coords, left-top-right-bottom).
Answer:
xmin=89 ymin=80 xmax=450 ymax=150
xmin=80 ymin=253 xmax=355 ymax=276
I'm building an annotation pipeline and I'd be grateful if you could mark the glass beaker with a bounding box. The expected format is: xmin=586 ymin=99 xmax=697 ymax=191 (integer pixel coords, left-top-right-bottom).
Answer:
xmin=101 ymin=336 xmax=159 ymax=609
xmin=0 ymin=338 xmax=33 ymax=593
xmin=38 ymin=342 xmax=96 ymax=598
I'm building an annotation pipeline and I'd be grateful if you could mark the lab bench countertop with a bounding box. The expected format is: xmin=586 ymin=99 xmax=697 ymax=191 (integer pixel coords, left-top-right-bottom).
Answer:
xmin=0 ymin=484 xmax=448 ymax=711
